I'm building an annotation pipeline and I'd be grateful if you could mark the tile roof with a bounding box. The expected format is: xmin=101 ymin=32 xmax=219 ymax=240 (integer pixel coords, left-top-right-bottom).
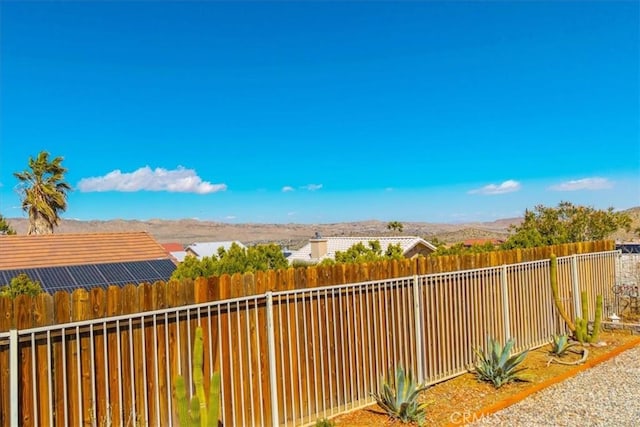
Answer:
xmin=0 ymin=232 xmax=177 ymax=293
xmin=286 ymin=236 xmax=436 ymax=263
xmin=0 ymin=231 xmax=173 ymax=270
xmin=161 ymin=242 xmax=185 ymax=252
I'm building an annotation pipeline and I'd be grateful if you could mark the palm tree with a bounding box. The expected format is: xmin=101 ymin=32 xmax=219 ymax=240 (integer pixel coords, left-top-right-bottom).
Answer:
xmin=387 ymin=221 xmax=404 ymax=233
xmin=14 ymin=151 xmax=71 ymax=235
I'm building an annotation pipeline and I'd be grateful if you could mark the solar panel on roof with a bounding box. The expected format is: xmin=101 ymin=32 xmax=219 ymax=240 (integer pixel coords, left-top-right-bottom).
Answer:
xmin=126 ymin=261 xmax=163 ymax=282
xmin=45 ymin=280 xmax=111 ymax=294
xmin=0 ymin=271 xmax=10 ymax=286
xmin=96 ymin=263 xmax=136 ymax=285
xmin=3 ymin=269 xmax=41 ymax=283
xmin=37 ymin=267 xmax=77 ymax=291
xmin=66 ymin=265 xmax=106 ymax=287
xmin=148 ymin=259 xmax=177 ymax=278
xmin=1 ymin=258 xmax=176 ymax=294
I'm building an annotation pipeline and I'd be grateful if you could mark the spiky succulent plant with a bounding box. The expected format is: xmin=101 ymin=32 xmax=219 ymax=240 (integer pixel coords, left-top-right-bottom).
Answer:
xmin=370 ymin=365 xmax=429 ymax=425
xmin=549 ymin=333 xmax=578 ymax=357
xmin=474 ymin=337 xmax=529 ymax=389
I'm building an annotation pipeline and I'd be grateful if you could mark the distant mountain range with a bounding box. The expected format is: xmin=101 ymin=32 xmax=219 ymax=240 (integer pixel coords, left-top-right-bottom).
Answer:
xmin=6 ymin=217 xmax=519 ymax=248
xmin=6 ymin=206 xmax=639 ymax=249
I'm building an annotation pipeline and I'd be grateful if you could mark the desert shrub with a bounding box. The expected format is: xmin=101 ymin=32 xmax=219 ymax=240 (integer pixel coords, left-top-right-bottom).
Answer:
xmin=0 ymin=273 xmax=43 ymax=298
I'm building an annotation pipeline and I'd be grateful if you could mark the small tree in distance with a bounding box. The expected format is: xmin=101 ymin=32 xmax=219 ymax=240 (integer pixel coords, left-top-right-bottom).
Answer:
xmin=501 ymin=201 xmax=632 ymax=249
xmin=387 ymin=221 xmax=404 ymax=233
xmin=171 ymin=243 xmax=289 ymax=280
xmin=0 ymin=214 xmax=16 ymax=235
xmin=331 ymin=240 xmax=404 ymax=264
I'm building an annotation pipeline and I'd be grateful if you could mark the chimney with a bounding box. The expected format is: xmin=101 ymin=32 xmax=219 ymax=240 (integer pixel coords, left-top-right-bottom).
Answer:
xmin=310 ymin=232 xmax=328 ymax=259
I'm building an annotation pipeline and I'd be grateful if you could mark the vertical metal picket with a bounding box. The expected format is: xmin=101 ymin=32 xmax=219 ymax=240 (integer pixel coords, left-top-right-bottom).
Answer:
xmin=501 ymin=265 xmax=511 ymax=342
xmin=412 ymin=275 xmax=424 ymax=383
xmin=571 ymin=255 xmax=582 ymax=317
xmin=265 ymin=292 xmax=280 ymax=426
xmin=10 ymin=329 xmax=18 ymax=426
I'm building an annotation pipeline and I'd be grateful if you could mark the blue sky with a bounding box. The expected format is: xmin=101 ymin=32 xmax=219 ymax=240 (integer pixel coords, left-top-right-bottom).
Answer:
xmin=1 ymin=1 xmax=638 ymax=224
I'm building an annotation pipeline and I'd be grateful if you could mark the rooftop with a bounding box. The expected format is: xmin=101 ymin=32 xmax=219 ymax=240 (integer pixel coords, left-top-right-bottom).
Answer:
xmin=0 ymin=231 xmax=172 ymax=270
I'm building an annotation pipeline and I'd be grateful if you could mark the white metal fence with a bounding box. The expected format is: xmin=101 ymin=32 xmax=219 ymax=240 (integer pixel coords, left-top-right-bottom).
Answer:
xmin=3 ymin=251 xmax=618 ymax=426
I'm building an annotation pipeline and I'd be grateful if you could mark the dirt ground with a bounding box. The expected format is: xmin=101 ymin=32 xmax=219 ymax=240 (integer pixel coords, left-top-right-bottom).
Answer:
xmin=330 ymin=329 xmax=639 ymax=426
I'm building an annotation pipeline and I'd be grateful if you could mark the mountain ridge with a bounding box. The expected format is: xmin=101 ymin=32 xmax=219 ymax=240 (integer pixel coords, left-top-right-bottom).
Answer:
xmin=6 ymin=206 xmax=638 ymax=249
xmin=5 ymin=217 xmax=519 ymax=247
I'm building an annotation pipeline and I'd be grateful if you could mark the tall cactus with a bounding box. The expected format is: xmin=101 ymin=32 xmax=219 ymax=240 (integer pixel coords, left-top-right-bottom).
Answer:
xmin=549 ymin=254 xmax=575 ymax=332
xmin=549 ymin=254 xmax=602 ymax=344
xmin=575 ymin=291 xmax=603 ymax=344
xmin=174 ymin=326 xmax=220 ymax=427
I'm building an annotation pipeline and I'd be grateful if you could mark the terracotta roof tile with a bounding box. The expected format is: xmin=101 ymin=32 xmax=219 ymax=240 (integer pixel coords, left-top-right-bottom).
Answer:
xmin=0 ymin=232 xmax=173 ymax=270
xmin=161 ymin=243 xmax=185 ymax=252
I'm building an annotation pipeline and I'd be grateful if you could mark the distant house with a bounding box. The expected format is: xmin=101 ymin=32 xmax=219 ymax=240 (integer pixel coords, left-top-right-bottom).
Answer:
xmin=185 ymin=240 xmax=247 ymax=259
xmin=161 ymin=242 xmax=188 ymax=263
xmin=0 ymin=232 xmax=177 ymax=293
xmin=286 ymin=236 xmax=437 ymax=264
xmin=617 ymin=242 xmax=640 ymax=254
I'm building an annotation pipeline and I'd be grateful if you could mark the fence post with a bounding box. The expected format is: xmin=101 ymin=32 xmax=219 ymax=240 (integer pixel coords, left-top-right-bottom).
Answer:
xmin=265 ymin=292 xmax=279 ymax=426
xmin=500 ymin=265 xmax=511 ymax=342
xmin=10 ymin=329 xmax=18 ymax=426
xmin=412 ymin=275 xmax=424 ymax=383
xmin=571 ymin=255 xmax=582 ymax=317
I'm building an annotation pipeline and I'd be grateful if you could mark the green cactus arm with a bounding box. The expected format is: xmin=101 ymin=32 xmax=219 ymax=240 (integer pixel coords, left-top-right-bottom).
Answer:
xmin=589 ymin=295 xmax=603 ymax=343
xmin=575 ymin=317 xmax=587 ymax=343
xmin=191 ymin=328 xmax=208 ymax=427
xmin=581 ymin=291 xmax=589 ymax=321
xmin=174 ymin=375 xmax=192 ymax=427
xmin=207 ymin=371 xmax=220 ymax=427
xmin=190 ymin=396 xmax=201 ymax=425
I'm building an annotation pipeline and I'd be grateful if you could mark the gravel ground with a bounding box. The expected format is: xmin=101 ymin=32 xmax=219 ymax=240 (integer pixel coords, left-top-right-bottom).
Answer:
xmin=468 ymin=345 xmax=640 ymax=427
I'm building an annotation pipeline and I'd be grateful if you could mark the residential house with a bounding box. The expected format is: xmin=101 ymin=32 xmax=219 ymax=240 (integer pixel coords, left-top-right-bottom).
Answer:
xmin=0 ymin=231 xmax=177 ymax=293
xmin=161 ymin=242 xmax=188 ymax=262
xmin=185 ymin=240 xmax=247 ymax=259
xmin=286 ymin=235 xmax=437 ymax=264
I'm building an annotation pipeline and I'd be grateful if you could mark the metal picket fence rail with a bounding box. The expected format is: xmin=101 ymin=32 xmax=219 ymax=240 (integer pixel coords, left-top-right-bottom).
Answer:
xmin=2 ymin=251 xmax=618 ymax=426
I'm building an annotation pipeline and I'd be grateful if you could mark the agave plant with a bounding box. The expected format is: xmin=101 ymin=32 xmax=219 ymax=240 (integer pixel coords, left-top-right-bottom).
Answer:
xmin=549 ymin=333 xmax=578 ymax=357
xmin=474 ymin=337 xmax=529 ymax=389
xmin=315 ymin=418 xmax=335 ymax=427
xmin=370 ymin=365 xmax=429 ymax=425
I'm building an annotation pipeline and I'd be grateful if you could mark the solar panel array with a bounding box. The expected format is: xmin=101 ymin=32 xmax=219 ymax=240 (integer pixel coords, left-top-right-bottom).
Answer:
xmin=0 ymin=259 xmax=177 ymax=294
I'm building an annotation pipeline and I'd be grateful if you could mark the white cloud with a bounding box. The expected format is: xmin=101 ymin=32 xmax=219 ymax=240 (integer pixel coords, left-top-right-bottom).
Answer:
xmin=302 ymin=184 xmax=323 ymax=191
xmin=548 ymin=177 xmax=612 ymax=191
xmin=77 ymin=166 xmax=227 ymax=194
xmin=287 ymin=211 xmax=297 ymax=216
xmin=282 ymin=186 xmax=294 ymax=192
xmin=225 ymin=215 xmax=236 ymax=220
xmin=468 ymin=180 xmax=521 ymax=195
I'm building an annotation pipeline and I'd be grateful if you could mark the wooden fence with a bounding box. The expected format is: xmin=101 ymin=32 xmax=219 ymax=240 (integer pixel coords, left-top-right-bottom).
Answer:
xmin=0 ymin=240 xmax=617 ymax=426
xmin=0 ymin=240 xmax=614 ymax=334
